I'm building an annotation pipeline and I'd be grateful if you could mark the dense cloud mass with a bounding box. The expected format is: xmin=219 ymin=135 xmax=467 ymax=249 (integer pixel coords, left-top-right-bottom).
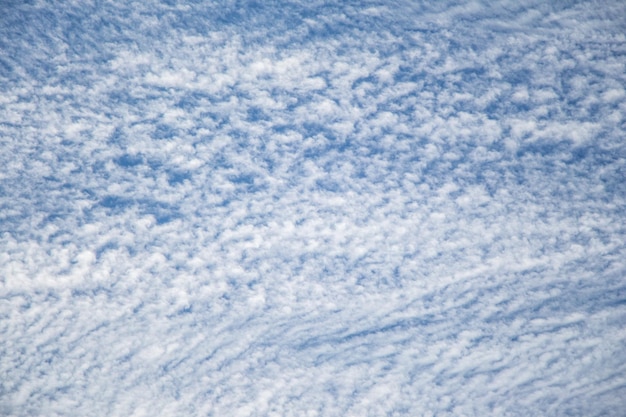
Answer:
xmin=1 ymin=1 xmax=626 ymax=416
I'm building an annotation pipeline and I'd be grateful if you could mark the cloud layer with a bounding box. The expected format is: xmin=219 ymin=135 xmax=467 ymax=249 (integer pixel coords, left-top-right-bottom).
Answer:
xmin=1 ymin=1 xmax=625 ymax=416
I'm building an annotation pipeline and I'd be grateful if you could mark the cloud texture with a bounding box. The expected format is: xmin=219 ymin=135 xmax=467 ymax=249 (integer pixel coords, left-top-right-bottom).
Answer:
xmin=1 ymin=1 xmax=625 ymax=416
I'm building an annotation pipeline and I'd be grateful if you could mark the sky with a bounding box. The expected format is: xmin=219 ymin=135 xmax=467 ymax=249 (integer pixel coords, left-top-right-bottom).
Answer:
xmin=1 ymin=0 xmax=626 ymax=416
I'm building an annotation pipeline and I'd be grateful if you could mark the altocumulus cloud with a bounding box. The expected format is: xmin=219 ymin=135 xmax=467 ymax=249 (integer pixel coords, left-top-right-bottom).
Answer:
xmin=1 ymin=0 xmax=626 ymax=416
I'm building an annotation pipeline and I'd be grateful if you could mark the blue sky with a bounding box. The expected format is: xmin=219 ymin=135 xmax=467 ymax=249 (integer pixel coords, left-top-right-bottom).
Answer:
xmin=1 ymin=1 xmax=626 ymax=416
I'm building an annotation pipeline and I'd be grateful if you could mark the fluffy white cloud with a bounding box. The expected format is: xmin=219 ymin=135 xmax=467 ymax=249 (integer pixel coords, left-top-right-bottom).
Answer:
xmin=1 ymin=1 xmax=625 ymax=416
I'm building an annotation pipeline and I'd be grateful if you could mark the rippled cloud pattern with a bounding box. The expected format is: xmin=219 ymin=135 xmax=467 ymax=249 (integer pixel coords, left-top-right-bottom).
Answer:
xmin=1 ymin=1 xmax=626 ymax=416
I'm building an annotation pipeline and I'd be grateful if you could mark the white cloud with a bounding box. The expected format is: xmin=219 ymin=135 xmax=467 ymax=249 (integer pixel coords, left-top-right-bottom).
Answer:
xmin=1 ymin=0 xmax=625 ymax=416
